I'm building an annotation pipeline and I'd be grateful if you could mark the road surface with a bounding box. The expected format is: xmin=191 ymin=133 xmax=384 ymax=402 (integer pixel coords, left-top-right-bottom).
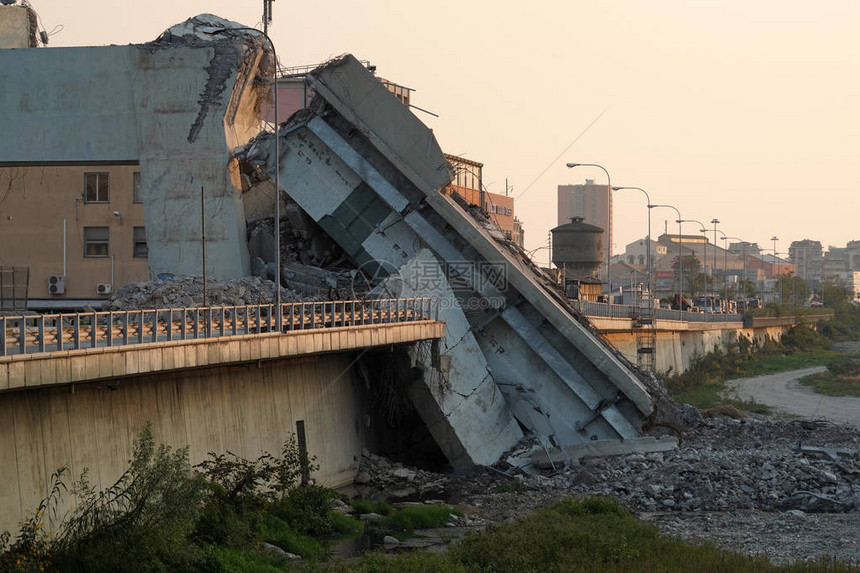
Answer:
xmin=726 ymin=366 xmax=860 ymax=427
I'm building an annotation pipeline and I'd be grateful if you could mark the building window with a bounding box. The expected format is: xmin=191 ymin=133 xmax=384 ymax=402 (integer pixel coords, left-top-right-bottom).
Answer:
xmin=84 ymin=172 xmax=110 ymax=203
xmin=133 ymin=226 xmax=148 ymax=258
xmin=84 ymin=227 xmax=109 ymax=257
xmin=132 ymin=171 xmax=142 ymax=203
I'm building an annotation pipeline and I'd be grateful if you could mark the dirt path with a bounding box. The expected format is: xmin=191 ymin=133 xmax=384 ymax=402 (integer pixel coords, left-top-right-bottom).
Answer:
xmin=726 ymin=366 xmax=860 ymax=427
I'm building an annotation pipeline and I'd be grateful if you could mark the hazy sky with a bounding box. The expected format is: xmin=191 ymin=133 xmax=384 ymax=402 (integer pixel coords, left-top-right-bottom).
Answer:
xmin=30 ymin=0 xmax=860 ymax=259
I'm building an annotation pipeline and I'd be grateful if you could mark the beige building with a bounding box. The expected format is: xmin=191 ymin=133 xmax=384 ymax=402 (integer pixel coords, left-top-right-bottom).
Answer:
xmin=0 ymin=166 xmax=147 ymax=307
xmin=0 ymin=15 xmax=272 ymax=309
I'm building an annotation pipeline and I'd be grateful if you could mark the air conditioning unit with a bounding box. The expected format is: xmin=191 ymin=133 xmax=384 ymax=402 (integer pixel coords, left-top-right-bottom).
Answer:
xmin=48 ymin=274 xmax=65 ymax=295
xmin=97 ymin=283 xmax=112 ymax=295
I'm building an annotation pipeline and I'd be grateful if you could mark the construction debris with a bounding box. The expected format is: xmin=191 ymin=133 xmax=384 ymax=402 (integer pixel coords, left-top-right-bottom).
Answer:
xmin=104 ymin=275 xmax=305 ymax=310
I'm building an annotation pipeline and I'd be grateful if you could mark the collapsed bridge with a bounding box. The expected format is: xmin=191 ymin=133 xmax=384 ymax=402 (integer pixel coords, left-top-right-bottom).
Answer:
xmin=237 ymin=55 xmax=654 ymax=470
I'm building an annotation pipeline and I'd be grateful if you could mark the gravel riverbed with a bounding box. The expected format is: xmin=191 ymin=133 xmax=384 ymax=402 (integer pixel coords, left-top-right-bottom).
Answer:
xmin=356 ymin=416 xmax=860 ymax=565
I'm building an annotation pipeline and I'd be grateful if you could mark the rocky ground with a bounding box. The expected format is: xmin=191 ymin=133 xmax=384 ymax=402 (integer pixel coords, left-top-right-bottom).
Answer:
xmin=354 ymin=415 xmax=860 ymax=565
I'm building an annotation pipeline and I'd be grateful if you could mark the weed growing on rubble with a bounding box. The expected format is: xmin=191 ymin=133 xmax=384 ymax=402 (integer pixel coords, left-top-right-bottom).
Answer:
xmin=309 ymin=497 xmax=860 ymax=573
xmin=388 ymin=506 xmax=462 ymax=531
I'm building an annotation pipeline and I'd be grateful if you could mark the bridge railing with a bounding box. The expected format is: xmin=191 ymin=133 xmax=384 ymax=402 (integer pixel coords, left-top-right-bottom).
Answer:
xmin=0 ymin=297 xmax=437 ymax=357
xmin=570 ymin=300 xmax=743 ymax=324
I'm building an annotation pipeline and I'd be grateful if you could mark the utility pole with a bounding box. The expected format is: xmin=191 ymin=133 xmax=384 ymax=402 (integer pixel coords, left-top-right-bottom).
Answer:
xmin=263 ymin=0 xmax=274 ymax=35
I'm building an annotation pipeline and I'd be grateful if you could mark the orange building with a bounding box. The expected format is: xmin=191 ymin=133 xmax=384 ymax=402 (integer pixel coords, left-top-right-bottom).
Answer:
xmin=443 ymin=155 xmax=519 ymax=245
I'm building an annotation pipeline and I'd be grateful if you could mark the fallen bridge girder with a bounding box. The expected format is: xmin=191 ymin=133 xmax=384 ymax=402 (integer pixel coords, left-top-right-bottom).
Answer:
xmin=238 ymin=54 xmax=654 ymax=468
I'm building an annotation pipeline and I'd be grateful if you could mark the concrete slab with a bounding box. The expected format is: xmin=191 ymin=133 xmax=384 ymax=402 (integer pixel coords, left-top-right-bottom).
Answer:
xmin=532 ymin=435 xmax=679 ymax=468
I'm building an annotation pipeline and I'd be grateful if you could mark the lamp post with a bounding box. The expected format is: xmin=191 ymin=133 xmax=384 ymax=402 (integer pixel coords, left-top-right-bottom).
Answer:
xmin=612 ymin=186 xmax=652 ymax=299
xmin=214 ymin=26 xmax=281 ymax=330
xmin=771 ymin=236 xmax=779 ymax=304
xmin=678 ymin=218 xmax=706 ymax=298
xmin=720 ymin=235 xmax=743 ymax=302
xmin=710 ymin=219 xmax=721 ymax=299
xmin=566 ymin=163 xmax=613 ymax=296
xmin=649 ymin=204 xmax=682 ymax=298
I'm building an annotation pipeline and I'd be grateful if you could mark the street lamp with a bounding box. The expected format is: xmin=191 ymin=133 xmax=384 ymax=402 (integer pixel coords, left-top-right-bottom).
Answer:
xmin=214 ymin=26 xmax=282 ymax=331
xmin=649 ymin=204 xmax=682 ymax=299
xmin=720 ymin=235 xmax=744 ymax=302
xmin=678 ymin=218 xmax=706 ymax=297
xmin=710 ymin=219 xmax=722 ymax=300
xmin=771 ymin=236 xmax=779 ymax=304
xmin=566 ymin=163 xmax=613 ymax=296
xmin=612 ymin=186 xmax=652 ymax=300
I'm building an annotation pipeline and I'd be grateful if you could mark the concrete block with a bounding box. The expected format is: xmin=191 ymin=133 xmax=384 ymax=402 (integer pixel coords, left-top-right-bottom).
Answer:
xmin=7 ymin=361 xmax=24 ymax=389
xmin=23 ymin=360 xmax=42 ymax=386
xmin=287 ymin=334 xmax=300 ymax=356
xmin=149 ymin=347 xmax=163 ymax=373
xmin=532 ymin=436 xmax=679 ymax=469
xmin=173 ymin=346 xmax=186 ymax=369
xmin=53 ymin=357 xmax=70 ymax=385
xmin=70 ymin=355 xmax=86 ymax=382
xmin=162 ymin=347 xmax=175 ymax=371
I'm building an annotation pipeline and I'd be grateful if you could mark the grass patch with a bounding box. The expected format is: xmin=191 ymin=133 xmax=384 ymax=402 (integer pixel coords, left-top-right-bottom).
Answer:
xmin=328 ymin=511 xmax=364 ymax=535
xmin=799 ymin=358 xmax=860 ymax=397
xmin=313 ymin=497 xmax=859 ymax=572
xmin=207 ymin=545 xmax=290 ymax=573
xmin=664 ymin=329 xmax=842 ymax=411
xmin=256 ymin=512 xmax=326 ymax=559
xmin=389 ymin=505 xmax=462 ymax=531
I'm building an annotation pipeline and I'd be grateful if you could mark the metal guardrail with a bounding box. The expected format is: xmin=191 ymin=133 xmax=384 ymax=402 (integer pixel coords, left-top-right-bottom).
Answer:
xmin=570 ymin=300 xmax=743 ymax=324
xmin=0 ymin=297 xmax=437 ymax=357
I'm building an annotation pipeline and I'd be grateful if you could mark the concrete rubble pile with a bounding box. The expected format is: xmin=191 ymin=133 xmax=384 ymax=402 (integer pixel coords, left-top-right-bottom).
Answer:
xmin=352 ymin=416 xmax=860 ymax=563
xmin=105 ymin=275 xmax=305 ymax=310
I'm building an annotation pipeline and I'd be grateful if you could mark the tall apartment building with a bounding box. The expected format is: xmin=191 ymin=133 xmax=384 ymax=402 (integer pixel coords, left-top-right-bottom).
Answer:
xmin=788 ymin=239 xmax=824 ymax=286
xmin=558 ymin=179 xmax=612 ymax=255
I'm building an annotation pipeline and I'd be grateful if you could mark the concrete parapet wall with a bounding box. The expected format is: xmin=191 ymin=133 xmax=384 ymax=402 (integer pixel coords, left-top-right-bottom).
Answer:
xmin=0 ymin=321 xmax=444 ymax=391
xmin=603 ymin=323 xmax=793 ymax=375
xmin=0 ymin=353 xmax=364 ymax=534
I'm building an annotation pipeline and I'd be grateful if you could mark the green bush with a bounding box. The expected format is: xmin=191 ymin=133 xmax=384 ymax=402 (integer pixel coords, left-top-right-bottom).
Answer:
xmin=271 ymin=485 xmax=335 ymax=538
xmin=50 ymin=424 xmax=208 ymax=573
xmin=0 ymin=468 xmax=65 ymax=573
xmin=350 ymin=500 xmax=376 ymax=515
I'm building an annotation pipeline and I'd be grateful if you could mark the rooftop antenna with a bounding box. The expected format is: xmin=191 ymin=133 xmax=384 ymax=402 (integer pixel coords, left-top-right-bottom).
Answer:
xmin=263 ymin=0 xmax=274 ymax=35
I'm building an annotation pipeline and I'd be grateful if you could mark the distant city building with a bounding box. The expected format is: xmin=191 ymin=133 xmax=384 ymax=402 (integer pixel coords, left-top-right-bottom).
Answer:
xmin=558 ymin=179 xmax=612 ymax=255
xmin=824 ymin=247 xmax=849 ymax=284
xmin=727 ymin=241 xmax=761 ymax=256
xmin=788 ymin=239 xmax=824 ymax=286
xmin=846 ymin=240 xmax=860 ymax=272
xmin=622 ymin=238 xmax=666 ymax=267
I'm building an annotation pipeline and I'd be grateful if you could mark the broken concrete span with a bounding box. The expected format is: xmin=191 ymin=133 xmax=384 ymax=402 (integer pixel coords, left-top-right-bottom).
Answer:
xmin=236 ymin=54 xmax=654 ymax=469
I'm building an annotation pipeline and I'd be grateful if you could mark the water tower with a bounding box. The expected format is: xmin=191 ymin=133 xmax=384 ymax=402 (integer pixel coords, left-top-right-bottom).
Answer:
xmin=551 ymin=217 xmax=604 ymax=300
